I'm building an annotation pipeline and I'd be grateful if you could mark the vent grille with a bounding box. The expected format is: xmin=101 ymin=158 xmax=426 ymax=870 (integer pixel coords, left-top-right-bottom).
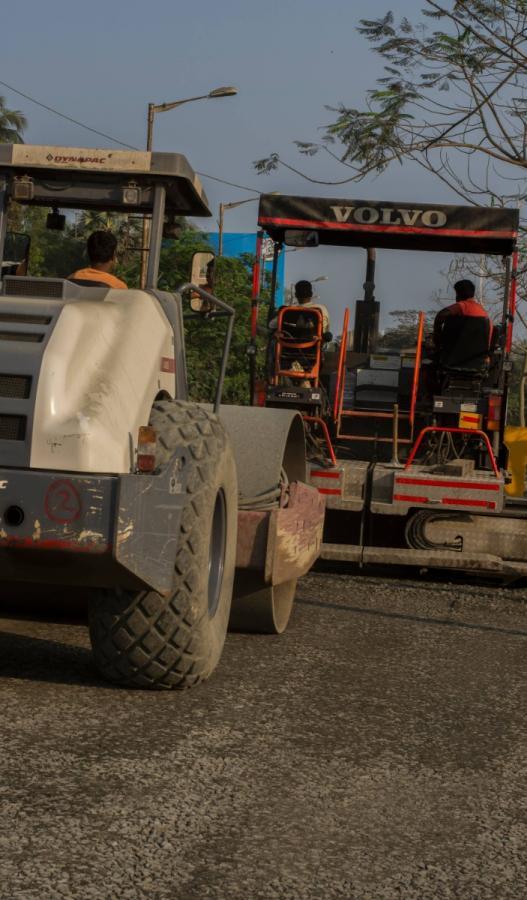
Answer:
xmin=0 ymin=313 xmax=51 ymax=325
xmin=3 ymin=277 xmax=65 ymax=299
xmin=0 ymin=375 xmax=31 ymax=399
xmin=0 ymin=415 xmax=26 ymax=441
xmin=0 ymin=332 xmax=44 ymax=343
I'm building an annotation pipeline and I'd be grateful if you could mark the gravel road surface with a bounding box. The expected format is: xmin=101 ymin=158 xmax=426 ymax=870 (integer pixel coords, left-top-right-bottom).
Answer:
xmin=1 ymin=572 xmax=527 ymax=899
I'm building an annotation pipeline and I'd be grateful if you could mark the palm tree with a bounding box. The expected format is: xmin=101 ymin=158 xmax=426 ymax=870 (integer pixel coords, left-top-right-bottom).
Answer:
xmin=0 ymin=96 xmax=26 ymax=143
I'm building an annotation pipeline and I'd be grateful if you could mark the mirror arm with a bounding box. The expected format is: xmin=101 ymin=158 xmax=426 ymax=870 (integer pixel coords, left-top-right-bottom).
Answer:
xmin=178 ymin=282 xmax=235 ymax=414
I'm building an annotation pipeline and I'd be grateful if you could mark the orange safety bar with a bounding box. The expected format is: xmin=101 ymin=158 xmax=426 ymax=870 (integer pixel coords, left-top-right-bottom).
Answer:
xmin=333 ymin=308 xmax=350 ymax=421
xmin=273 ymin=306 xmax=323 ymax=386
xmin=303 ymin=415 xmax=337 ymax=466
xmin=409 ymin=311 xmax=425 ymax=433
xmin=405 ymin=426 xmax=500 ymax=478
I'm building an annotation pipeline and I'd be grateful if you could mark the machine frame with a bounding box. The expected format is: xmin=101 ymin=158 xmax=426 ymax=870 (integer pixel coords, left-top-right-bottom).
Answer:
xmin=254 ymin=192 xmax=527 ymax=580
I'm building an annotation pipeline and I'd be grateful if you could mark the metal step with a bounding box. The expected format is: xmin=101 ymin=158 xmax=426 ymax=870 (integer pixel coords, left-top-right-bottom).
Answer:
xmin=320 ymin=543 xmax=527 ymax=576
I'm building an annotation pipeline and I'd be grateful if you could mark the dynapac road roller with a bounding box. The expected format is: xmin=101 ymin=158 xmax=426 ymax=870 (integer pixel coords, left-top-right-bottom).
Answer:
xmin=0 ymin=145 xmax=324 ymax=688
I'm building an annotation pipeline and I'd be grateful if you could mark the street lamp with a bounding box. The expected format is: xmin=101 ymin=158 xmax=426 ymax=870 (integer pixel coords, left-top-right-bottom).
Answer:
xmin=145 ymin=86 xmax=238 ymax=152
xmin=288 ymin=275 xmax=328 ymax=303
xmin=140 ymin=85 xmax=238 ymax=287
xmin=218 ymin=192 xmax=279 ymax=256
xmin=218 ymin=197 xmax=257 ymax=257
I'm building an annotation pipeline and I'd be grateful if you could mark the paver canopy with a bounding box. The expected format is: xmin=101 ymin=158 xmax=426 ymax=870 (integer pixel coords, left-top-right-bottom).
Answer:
xmin=258 ymin=194 xmax=519 ymax=255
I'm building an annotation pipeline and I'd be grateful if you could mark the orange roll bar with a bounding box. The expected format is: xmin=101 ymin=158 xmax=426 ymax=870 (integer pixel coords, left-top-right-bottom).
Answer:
xmin=409 ymin=311 xmax=425 ymax=432
xmin=333 ymin=308 xmax=350 ymax=421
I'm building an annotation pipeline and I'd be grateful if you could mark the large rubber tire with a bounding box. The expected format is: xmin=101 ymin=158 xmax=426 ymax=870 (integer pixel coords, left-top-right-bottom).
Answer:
xmin=88 ymin=400 xmax=237 ymax=689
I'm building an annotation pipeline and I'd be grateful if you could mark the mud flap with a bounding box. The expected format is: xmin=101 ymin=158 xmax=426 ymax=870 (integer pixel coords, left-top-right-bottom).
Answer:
xmin=115 ymin=448 xmax=189 ymax=596
xmin=236 ymin=482 xmax=325 ymax=585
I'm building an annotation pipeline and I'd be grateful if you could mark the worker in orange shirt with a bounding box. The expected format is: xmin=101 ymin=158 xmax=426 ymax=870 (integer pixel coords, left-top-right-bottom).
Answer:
xmin=70 ymin=230 xmax=127 ymax=289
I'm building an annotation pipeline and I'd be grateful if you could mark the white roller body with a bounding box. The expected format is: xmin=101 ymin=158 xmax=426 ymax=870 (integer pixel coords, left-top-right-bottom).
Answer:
xmin=30 ymin=290 xmax=175 ymax=473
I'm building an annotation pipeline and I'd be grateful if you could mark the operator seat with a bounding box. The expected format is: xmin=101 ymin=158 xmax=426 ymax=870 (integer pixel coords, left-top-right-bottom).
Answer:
xmin=68 ymin=277 xmax=112 ymax=288
xmin=437 ymin=315 xmax=492 ymax=393
xmin=274 ymin=306 xmax=323 ymax=386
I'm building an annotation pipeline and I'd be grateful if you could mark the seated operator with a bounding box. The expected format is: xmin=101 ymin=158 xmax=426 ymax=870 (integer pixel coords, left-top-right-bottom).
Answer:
xmin=268 ymin=280 xmax=331 ymax=333
xmin=69 ymin=230 xmax=127 ymax=289
xmin=433 ymin=278 xmax=491 ymax=355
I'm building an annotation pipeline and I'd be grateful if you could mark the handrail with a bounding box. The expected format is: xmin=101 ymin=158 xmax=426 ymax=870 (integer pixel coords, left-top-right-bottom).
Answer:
xmin=409 ymin=311 xmax=425 ymax=433
xmin=303 ymin=415 xmax=337 ymax=466
xmin=333 ymin=307 xmax=350 ymax=421
xmin=405 ymin=426 xmax=500 ymax=478
xmin=178 ymin=282 xmax=235 ymax=415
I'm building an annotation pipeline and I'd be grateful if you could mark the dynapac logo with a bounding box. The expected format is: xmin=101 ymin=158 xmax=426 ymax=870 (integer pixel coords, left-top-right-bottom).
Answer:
xmin=46 ymin=154 xmax=107 ymax=164
xmin=330 ymin=205 xmax=448 ymax=228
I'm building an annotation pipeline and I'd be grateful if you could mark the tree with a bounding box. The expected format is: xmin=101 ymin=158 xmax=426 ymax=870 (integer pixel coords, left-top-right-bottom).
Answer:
xmin=379 ymin=309 xmax=435 ymax=349
xmin=118 ymin=225 xmax=259 ymax=405
xmin=255 ymin=2 xmax=527 ymax=218
xmin=0 ymin=95 xmax=26 ymax=144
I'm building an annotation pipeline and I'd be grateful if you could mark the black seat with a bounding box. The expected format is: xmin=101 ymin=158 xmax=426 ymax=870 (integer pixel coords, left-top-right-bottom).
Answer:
xmin=280 ymin=309 xmax=319 ymax=342
xmin=438 ymin=315 xmax=491 ymax=373
xmin=68 ymin=277 xmax=110 ymax=288
xmin=277 ymin=308 xmax=322 ymax=378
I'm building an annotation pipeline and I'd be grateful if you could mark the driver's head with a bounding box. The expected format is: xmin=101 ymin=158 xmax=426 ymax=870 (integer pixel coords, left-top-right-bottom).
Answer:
xmin=295 ymin=280 xmax=313 ymax=304
xmin=454 ymin=279 xmax=476 ymax=301
xmin=87 ymin=230 xmax=118 ymax=269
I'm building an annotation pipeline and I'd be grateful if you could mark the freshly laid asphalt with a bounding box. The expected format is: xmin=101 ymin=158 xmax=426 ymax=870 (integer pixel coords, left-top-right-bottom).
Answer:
xmin=1 ymin=571 xmax=527 ymax=899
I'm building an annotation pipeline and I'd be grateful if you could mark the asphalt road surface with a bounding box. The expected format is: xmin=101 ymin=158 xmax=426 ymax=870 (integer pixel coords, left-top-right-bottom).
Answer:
xmin=1 ymin=571 xmax=527 ymax=899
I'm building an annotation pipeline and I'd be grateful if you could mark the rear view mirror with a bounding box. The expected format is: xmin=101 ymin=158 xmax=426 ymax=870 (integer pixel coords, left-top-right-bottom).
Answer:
xmin=190 ymin=251 xmax=215 ymax=313
xmin=283 ymin=230 xmax=319 ymax=248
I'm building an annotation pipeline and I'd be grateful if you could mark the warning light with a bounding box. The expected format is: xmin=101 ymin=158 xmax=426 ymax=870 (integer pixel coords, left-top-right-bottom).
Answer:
xmin=137 ymin=425 xmax=157 ymax=472
xmin=12 ymin=176 xmax=34 ymax=201
xmin=122 ymin=181 xmax=141 ymax=205
xmin=487 ymin=394 xmax=502 ymax=431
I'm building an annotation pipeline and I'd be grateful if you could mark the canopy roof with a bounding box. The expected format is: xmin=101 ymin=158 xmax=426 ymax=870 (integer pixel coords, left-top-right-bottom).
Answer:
xmin=258 ymin=194 xmax=519 ymax=255
xmin=0 ymin=144 xmax=211 ymax=217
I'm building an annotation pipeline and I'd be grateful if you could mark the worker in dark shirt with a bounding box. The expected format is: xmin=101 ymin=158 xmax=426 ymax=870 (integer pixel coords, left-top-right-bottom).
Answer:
xmin=433 ymin=279 xmax=491 ymax=352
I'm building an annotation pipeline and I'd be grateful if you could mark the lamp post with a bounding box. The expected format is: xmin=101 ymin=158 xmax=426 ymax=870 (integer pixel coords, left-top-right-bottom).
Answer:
xmin=218 ymin=197 xmax=256 ymax=257
xmin=218 ymin=192 xmax=279 ymax=256
xmin=288 ymin=274 xmax=328 ymax=303
xmin=140 ymin=86 xmax=238 ymax=287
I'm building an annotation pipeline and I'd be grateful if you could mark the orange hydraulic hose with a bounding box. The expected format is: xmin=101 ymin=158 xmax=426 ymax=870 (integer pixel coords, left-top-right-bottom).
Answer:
xmin=333 ymin=308 xmax=350 ymax=421
xmin=409 ymin=311 xmax=425 ymax=432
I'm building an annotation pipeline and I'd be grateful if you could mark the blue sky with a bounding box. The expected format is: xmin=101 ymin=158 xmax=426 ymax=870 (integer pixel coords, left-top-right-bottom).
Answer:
xmin=2 ymin=0 xmax=473 ymax=329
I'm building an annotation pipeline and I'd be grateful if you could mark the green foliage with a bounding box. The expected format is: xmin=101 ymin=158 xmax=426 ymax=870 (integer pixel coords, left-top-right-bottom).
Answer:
xmin=8 ymin=205 xmax=85 ymax=276
xmin=185 ymin=254 xmax=257 ymax=406
xmin=379 ymin=309 xmax=435 ymax=349
xmin=0 ymin=96 xmax=26 ymax=144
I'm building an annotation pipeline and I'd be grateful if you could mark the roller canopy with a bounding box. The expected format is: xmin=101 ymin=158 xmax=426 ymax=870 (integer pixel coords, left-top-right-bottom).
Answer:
xmin=0 ymin=144 xmax=211 ymax=217
xmin=258 ymin=194 xmax=519 ymax=255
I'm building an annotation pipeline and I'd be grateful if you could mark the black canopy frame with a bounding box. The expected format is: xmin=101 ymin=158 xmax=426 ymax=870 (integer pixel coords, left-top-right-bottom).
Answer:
xmin=258 ymin=194 xmax=519 ymax=256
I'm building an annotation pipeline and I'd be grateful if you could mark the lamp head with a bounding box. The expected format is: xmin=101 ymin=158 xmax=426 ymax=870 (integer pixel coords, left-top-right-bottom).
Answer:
xmin=208 ymin=86 xmax=238 ymax=98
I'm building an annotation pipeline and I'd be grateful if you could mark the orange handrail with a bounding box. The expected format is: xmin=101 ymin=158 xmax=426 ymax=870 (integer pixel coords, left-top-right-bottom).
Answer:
xmin=409 ymin=311 xmax=425 ymax=432
xmin=405 ymin=426 xmax=500 ymax=477
xmin=303 ymin=415 xmax=338 ymax=466
xmin=333 ymin=308 xmax=350 ymax=421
